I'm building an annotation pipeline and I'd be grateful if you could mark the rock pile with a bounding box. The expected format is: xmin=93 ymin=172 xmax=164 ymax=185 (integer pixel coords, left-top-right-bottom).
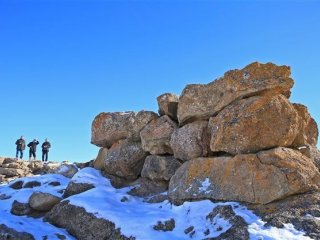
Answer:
xmin=91 ymin=62 xmax=319 ymax=205
xmin=0 ymin=158 xmax=81 ymax=184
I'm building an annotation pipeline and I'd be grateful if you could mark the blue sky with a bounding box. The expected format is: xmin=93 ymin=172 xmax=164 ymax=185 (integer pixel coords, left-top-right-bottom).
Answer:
xmin=0 ymin=0 xmax=319 ymax=162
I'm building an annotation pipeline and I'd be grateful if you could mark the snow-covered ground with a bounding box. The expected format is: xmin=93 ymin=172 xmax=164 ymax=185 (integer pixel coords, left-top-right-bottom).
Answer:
xmin=0 ymin=168 xmax=313 ymax=240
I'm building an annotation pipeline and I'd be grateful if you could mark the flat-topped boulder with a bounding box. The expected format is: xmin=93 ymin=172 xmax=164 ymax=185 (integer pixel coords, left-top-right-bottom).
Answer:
xmin=209 ymin=95 xmax=300 ymax=155
xmin=168 ymin=147 xmax=320 ymax=204
xmin=177 ymin=62 xmax=294 ymax=125
xmin=91 ymin=111 xmax=158 ymax=148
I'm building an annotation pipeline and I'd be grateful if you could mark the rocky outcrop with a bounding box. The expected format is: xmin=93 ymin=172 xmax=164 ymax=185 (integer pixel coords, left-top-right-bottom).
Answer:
xmin=0 ymin=158 xmax=77 ymax=184
xmin=45 ymin=201 xmax=133 ymax=240
xmin=140 ymin=115 xmax=177 ymax=155
xmin=177 ymin=62 xmax=294 ymax=125
xmin=141 ymin=155 xmax=181 ymax=181
xmin=90 ymin=61 xmax=319 ymax=207
xmin=168 ymin=147 xmax=320 ymax=204
xmin=157 ymin=93 xmax=179 ymax=121
xmin=104 ymin=140 xmax=148 ymax=180
xmin=170 ymin=121 xmax=210 ymax=161
xmin=209 ymin=95 xmax=300 ymax=155
xmin=91 ymin=111 xmax=158 ymax=148
xmin=93 ymin=148 xmax=108 ymax=170
xmin=29 ymin=192 xmax=62 ymax=212
xmin=0 ymin=224 xmax=34 ymax=240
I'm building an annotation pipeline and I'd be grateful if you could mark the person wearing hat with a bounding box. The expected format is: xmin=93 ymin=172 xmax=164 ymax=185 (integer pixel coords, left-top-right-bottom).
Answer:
xmin=15 ymin=136 xmax=26 ymax=159
xmin=41 ymin=138 xmax=51 ymax=162
xmin=27 ymin=139 xmax=39 ymax=161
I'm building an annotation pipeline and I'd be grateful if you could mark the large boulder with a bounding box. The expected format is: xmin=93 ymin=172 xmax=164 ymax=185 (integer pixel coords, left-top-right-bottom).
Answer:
xmin=29 ymin=192 xmax=62 ymax=212
xmin=140 ymin=115 xmax=177 ymax=155
xmin=93 ymin=148 xmax=108 ymax=170
xmin=168 ymin=147 xmax=320 ymax=204
xmin=209 ymin=95 xmax=300 ymax=155
xmin=91 ymin=111 xmax=158 ymax=148
xmin=157 ymin=93 xmax=179 ymax=121
xmin=104 ymin=140 xmax=148 ymax=180
xmin=141 ymin=155 xmax=182 ymax=181
xmin=45 ymin=201 xmax=133 ymax=240
xmin=177 ymin=62 xmax=294 ymax=125
xmin=292 ymin=103 xmax=318 ymax=147
xmin=170 ymin=121 xmax=210 ymax=161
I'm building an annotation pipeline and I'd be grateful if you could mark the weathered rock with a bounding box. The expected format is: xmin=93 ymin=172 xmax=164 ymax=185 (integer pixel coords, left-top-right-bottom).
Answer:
xmin=168 ymin=147 xmax=320 ymax=204
xmin=104 ymin=140 xmax=148 ymax=180
xmin=177 ymin=62 xmax=294 ymax=125
xmin=292 ymin=103 xmax=318 ymax=147
xmin=29 ymin=192 xmax=62 ymax=212
xmin=157 ymin=93 xmax=179 ymax=121
xmin=0 ymin=157 xmax=5 ymax=165
xmin=2 ymin=158 xmax=19 ymax=165
xmin=206 ymin=205 xmax=249 ymax=240
xmin=63 ymin=182 xmax=95 ymax=198
xmin=56 ymin=164 xmax=78 ymax=178
xmin=170 ymin=121 xmax=210 ymax=161
xmin=24 ymin=181 xmax=41 ymax=188
xmin=11 ymin=200 xmax=33 ymax=216
xmin=0 ymin=224 xmax=35 ymax=240
xmin=45 ymin=201 xmax=133 ymax=240
xmin=27 ymin=161 xmax=44 ymax=174
xmin=93 ymin=148 xmax=108 ymax=170
xmin=9 ymin=180 xmax=24 ymax=190
xmin=209 ymin=95 xmax=300 ymax=155
xmin=249 ymin=191 xmax=320 ymax=239
xmin=127 ymin=110 xmax=159 ymax=142
xmin=0 ymin=167 xmax=26 ymax=177
xmin=141 ymin=155 xmax=182 ymax=181
xmin=153 ymin=219 xmax=175 ymax=232
xmin=91 ymin=111 xmax=158 ymax=148
xmin=128 ymin=178 xmax=168 ymax=198
xmin=140 ymin=115 xmax=177 ymax=155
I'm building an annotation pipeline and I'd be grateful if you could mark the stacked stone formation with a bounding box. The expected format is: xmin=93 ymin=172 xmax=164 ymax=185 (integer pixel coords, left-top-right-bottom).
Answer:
xmin=91 ymin=62 xmax=320 ymax=204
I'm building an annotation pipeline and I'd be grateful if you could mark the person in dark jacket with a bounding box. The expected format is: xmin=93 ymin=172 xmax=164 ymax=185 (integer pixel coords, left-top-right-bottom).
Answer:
xmin=27 ymin=139 xmax=39 ymax=160
xmin=41 ymin=139 xmax=51 ymax=162
xmin=15 ymin=136 xmax=25 ymax=159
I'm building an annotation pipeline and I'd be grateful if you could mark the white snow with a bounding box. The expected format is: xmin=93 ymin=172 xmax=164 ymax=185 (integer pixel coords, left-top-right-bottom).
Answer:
xmin=198 ymin=178 xmax=212 ymax=193
xmin=0 ymin=167 xmax=314 ymax=240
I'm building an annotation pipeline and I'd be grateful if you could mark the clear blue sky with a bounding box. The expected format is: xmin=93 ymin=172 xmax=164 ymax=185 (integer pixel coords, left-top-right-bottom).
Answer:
xmin=0 ymin=0 xmax=319 ymax=162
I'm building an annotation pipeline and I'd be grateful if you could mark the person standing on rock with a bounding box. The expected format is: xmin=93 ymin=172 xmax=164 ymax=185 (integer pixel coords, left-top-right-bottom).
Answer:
xmin=27 ymin=139 xmax=39 ymax=160
xmin=41 ymin=138 xmax=51 ymax=162
xmin=15 ymin=136 xmax=26 ymax=159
